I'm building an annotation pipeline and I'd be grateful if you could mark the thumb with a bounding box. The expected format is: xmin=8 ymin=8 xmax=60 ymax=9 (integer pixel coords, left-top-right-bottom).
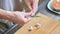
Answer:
xmin=26 ymin=2 xmax=32 ymax=10
xmin=25 ymin=17 xmax=32 ymax=23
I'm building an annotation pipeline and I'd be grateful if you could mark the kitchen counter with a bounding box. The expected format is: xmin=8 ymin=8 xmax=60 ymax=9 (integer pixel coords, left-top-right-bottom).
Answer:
xmin=3 ymin=0 xmax=60 ymax=34
xmin=15 ymin=13 xmax=60 ymax=34
xmin=38 ymin=0 xmax=60 ymax=21
xmin=14 ymin=0 xmax=60 ymax=34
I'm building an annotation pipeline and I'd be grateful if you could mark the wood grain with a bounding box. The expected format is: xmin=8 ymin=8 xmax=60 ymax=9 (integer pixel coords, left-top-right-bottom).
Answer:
xmin=15 ymin=13 xmax=60 ymax=34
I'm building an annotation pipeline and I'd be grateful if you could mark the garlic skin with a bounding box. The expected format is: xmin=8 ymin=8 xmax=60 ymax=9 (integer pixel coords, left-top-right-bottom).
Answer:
xmin=57 ymin=0 xmax=60 ymax=2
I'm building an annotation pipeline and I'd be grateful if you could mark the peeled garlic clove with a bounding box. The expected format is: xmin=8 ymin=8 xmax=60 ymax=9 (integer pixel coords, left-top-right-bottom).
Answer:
xmin=28 ymin=26 xmax=33 ymax=31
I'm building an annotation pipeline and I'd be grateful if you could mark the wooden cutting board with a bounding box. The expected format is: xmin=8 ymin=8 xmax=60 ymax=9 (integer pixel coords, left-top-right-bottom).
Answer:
xmin=15 ymin=13 xmax=60 ymax=34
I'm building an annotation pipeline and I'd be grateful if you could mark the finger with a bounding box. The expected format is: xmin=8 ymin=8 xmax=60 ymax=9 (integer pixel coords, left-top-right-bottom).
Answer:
xmin=31 ymin=0 xmax=39 ymax=16
xmin=25 ymin=10 xmax=33 ymax=16
xmin=27 ymin=17 xmax=32 ymax=21
xmin=25 ymin=17 xmax=32 ymax=23
xmin=26 ymin=2 xmax=32 ymax=10
xmin=33 ymin=1 xmax=38 ymax=11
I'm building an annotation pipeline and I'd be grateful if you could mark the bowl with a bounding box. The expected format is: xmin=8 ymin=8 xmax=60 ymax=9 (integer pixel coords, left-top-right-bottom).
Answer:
xmin=47 ymin=0 xmax=60 ymax=14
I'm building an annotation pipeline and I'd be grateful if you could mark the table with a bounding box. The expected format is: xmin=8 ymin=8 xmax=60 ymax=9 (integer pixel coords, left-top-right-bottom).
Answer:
xmin=15 ymin=13 xmax=60 ymax=34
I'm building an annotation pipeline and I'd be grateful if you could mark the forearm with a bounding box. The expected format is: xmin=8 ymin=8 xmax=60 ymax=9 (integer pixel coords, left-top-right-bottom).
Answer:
xmin=0 ymin=9 xmax=25 ymax=26
xmin=0 ymin=9 xmax=8 ymax=18
xmin=33 ymin=0 xmax=39 ymax=12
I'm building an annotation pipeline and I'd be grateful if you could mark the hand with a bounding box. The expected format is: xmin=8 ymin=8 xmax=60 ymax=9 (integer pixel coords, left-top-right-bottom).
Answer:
xmin=12 ymin=11 xmax=32 ymax=23
xmin=0 ymin=9 xmax=32 ymax=26
xmin=7 ymin=11 xmax=32 ymax=26
xmin=24 ymin=0 xmax=39 ymax=16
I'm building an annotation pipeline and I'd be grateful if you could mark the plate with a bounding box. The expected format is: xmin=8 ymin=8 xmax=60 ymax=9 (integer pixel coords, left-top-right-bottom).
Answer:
xmin=47 ymin=0 xmax=60 ymax=14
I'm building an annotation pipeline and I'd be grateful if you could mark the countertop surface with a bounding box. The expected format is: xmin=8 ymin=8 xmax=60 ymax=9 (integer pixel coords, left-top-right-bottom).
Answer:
xmin=15 ymin=13 xmax=60 ymax=34
xmin=38 ymin=0 xmax=60 ymax=21
xmin=14 ymin=0 xmax=60 ymax=34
